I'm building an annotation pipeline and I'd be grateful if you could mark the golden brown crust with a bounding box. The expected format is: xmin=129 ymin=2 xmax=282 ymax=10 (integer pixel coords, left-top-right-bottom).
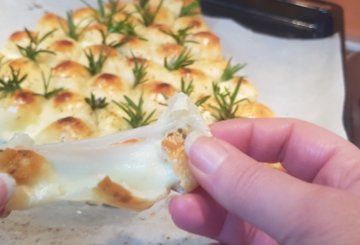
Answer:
xmin=37 ymin=13 xmax=67 ymax=31
xmin=86 ymin=45 xmax=118 ymax=58
xmin=91 ymin=73 xmax=126 ymax=94
xmin=93 ymin=176 xmax=155 ymax=211
xmin=161 ymin=129 xmax=197 ymax=193
xmin=142 ymin=81 xmax=176 ymax=97
xmin=0 ymin=149 xmax=53 ymax=211
xmin=72 ymin=7 xmax=97 ymax=22
xmin=36 ymin=117 xmax=95 ymax=143
xmin=235 ymin=101 xmax=274 ymax=118
xmin=9 ymin=31 xmax=33 ymax=43
xmin=1 ymin=90 xmax=44 ymax=129
xmin=0 ymin=149 xmax=47 ymax=185
xmin=49 ymin=39 xmax=76 ymax=53
xmin=53 ymin=60 xmax=90 ymax=78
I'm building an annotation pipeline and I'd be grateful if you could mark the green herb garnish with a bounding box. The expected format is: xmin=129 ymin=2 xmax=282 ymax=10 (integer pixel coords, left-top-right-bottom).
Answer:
xmin=17 ymin=29 xmax=56 ymax=62
xmin=108 ymin=16 xmax=138 ymax=36
xmin=220 ymin=58 xmax=246 ymax=81
xmin=61 ymin=11 xmax=90 ymax=41
xmin=164 ymin=49 xmax=195 ymax=71
xmin=0 ymin=67 xmax=27 ymax=95
xmin=85 ymin=92 xmax=109 ymax=111
xmin=34 ymin=71 xmax=63 ymax=99
xmin=209 ymin=79 xmax=245 ymax=120
xmin=135 ymin=0 xmax=164 ymax=26
xmin=82 ymin=0 xmax=116 ymax=23
xmin=180 ymin=77 xmax=194 ymax=95
xmin=100 ymin=30 xmax=129 ymax=48
xmin=85 ymin=50 xmax=108 ymax=75
xmin=180 ymin=78 xmax=210 ymax=106
xmin=162 ymin=26 xmax=196 ymax=45
xmin=132 ymin=55 xmax=148 ymax=88
xmin=113 ymin=94 xmax=156 ymax=128
xmin=179 ymin=0 xmax=200 ymax=17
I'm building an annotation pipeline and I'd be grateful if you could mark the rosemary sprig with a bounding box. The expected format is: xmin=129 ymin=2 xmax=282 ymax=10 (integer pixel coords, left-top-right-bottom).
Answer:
xmin=108 ymin=16 xmax=138 ymax=36
xmin=82 ymin=0 xmax=116 ymax=23
xmin=135 ymin=0 xmax=164 ymax=26
xmin=61 ymin=11 xmax=90 ymax=41
xmin=138 ymin=0 xmax=148 ymax=8
xmin=180 ymin=77 xmax=194 ymax=95
xmin=85 ymin=50 xmax=108 ymax=76
xmin=88 ymin=0 xmax=142 ymax=39
xmin=100 ymin=30 xmax=129 ymax=48
xmin=179 ymin=0 xmax=200 ymax=17
xmin=85 ymin=93 xmax=109 ymax=111
xmin=164 ymin=49 xmax=195 ymax=71
xmin=221 ymin=58 xmax=246 ymax=81
xmin=180 ymin=78 xmax=210 ymax=106
xmin=17 ymin=28 xmax=56 ymax=62
xmin=162 ymin=26 xmax=196 ymax=45
xmin=33 ymin=71 xmax=63 ymax=99
xmin=132 ymin=55 xmax=148 ymax=88
xmin=113 ymin=94 xmax=156 ymax=128
xmin=209 ymin=79 xmax=244 ymax=121
xmin=0 ymin=67 xmax=27 ymax=95
xmin=195 ymin=95 xmax=211 ymax=107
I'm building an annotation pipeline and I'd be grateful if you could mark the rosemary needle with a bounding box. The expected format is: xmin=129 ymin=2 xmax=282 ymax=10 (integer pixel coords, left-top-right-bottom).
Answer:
xmin=0 ymin=67 xmax=27 ymax=95
xmin=162 ymin=26 xmax=196 ymax=45
xmin=33 ymin=71 xmax=63 ymax=99
xmin=62 ymin=11 xmax=90 ymax=41
xmin=164 ymin=49 xmax=195 ymax=71
xmin=179 ymin=0 xmax=200 ymax=17
xmin=135 ymin=0 xmax=164 ymax=26
xmin=85 ymin=93 xmax=109 ymax=111
xmin=209 ymin=79 xmax=245 ymax=121
xmin=180 ymin=77 xmax=210 ymax=106
xmin=221 ymin=58 xmax=246 ymax=82
xmin=85 ymin=50 xmax=108 ymax=76
xmin=113 ymin=94 xmax=156 ymax=128
xmin=17 ymin=28 xmax=56 ymax=62
xmin=132 ymin=55 xmax=148 ymax=88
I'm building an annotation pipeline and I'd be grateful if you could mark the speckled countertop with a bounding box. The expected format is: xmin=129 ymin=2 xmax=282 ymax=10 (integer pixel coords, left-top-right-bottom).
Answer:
xmin=0 ymin=199 xmax=211 ymax=245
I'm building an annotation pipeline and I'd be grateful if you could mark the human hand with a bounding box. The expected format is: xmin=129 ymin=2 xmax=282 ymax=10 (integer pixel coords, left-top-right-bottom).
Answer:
xmin=0 ymin=173 xmax=15 ymax=217
xmin=169 ymin=118 xmax=360 ymax=245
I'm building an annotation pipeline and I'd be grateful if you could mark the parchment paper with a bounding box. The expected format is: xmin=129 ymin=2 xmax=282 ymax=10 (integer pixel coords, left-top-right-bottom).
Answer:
xmin=0 ymin=0 xmax=346 ymax=244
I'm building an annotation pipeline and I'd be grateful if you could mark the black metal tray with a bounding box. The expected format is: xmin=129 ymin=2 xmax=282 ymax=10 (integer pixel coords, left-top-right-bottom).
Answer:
xmin=200 ymin=0 xmax=343 ymax=39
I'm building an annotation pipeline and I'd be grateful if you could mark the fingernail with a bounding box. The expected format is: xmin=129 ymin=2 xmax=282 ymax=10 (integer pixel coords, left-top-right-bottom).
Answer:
xmin=0 ymin=173 xmax=16 ymax=205
xmin=185 ymin=134 xmax=228 ymax=175
xmin=185 ymin=131 xmax=203 ymax=155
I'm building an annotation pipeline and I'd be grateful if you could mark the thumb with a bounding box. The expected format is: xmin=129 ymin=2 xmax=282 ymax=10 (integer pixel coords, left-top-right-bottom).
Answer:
xmin=185 ymin=135 xmax=324 ymax=241
xmin=0 ymin=173 xmax=16 ymax=212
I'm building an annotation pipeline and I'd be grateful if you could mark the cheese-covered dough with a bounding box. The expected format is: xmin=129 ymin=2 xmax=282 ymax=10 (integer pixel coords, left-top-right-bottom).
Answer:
xmin=0 ymin=0 xmax=272 ymax=143
xmin=0 ymin=93 xmax=209 ymax=211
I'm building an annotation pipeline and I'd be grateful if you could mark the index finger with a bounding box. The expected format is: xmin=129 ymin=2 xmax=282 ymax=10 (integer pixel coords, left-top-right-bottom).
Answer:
xmin=210 ymin=118 xmax=360 ymax=184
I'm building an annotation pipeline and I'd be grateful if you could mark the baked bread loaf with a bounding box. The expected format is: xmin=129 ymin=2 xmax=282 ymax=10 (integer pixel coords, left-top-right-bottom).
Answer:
xmin=0 ymin=0 xmax=273 ymax=211
xmin=0 ymin=0 xmax=272 ymax=144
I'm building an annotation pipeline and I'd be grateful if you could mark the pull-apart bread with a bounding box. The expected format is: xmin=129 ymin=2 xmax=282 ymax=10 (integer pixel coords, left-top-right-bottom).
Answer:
xmin=0 ymin=0 xmax=272 ymax=211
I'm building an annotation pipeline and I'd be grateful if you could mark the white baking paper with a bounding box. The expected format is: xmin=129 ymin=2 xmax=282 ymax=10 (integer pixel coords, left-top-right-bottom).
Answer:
xmin=0 ymin=0 xmax=347 ymax=244
xmin=205 ymin=17 xmax=346 ymax=138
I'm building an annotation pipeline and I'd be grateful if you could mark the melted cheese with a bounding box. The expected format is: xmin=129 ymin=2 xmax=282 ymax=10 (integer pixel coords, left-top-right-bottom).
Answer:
xmin=1 ymin=94 xmax=210 ymax=210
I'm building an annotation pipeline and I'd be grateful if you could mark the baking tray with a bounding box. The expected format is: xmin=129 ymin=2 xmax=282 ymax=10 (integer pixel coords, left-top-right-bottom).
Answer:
xmin=201 ymin=0 xmax=344 ymax=39
xmin=203 ymin=0 xmax=351 ymax=143
xmin=0 ymin=0 xmax=348 ymax=244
